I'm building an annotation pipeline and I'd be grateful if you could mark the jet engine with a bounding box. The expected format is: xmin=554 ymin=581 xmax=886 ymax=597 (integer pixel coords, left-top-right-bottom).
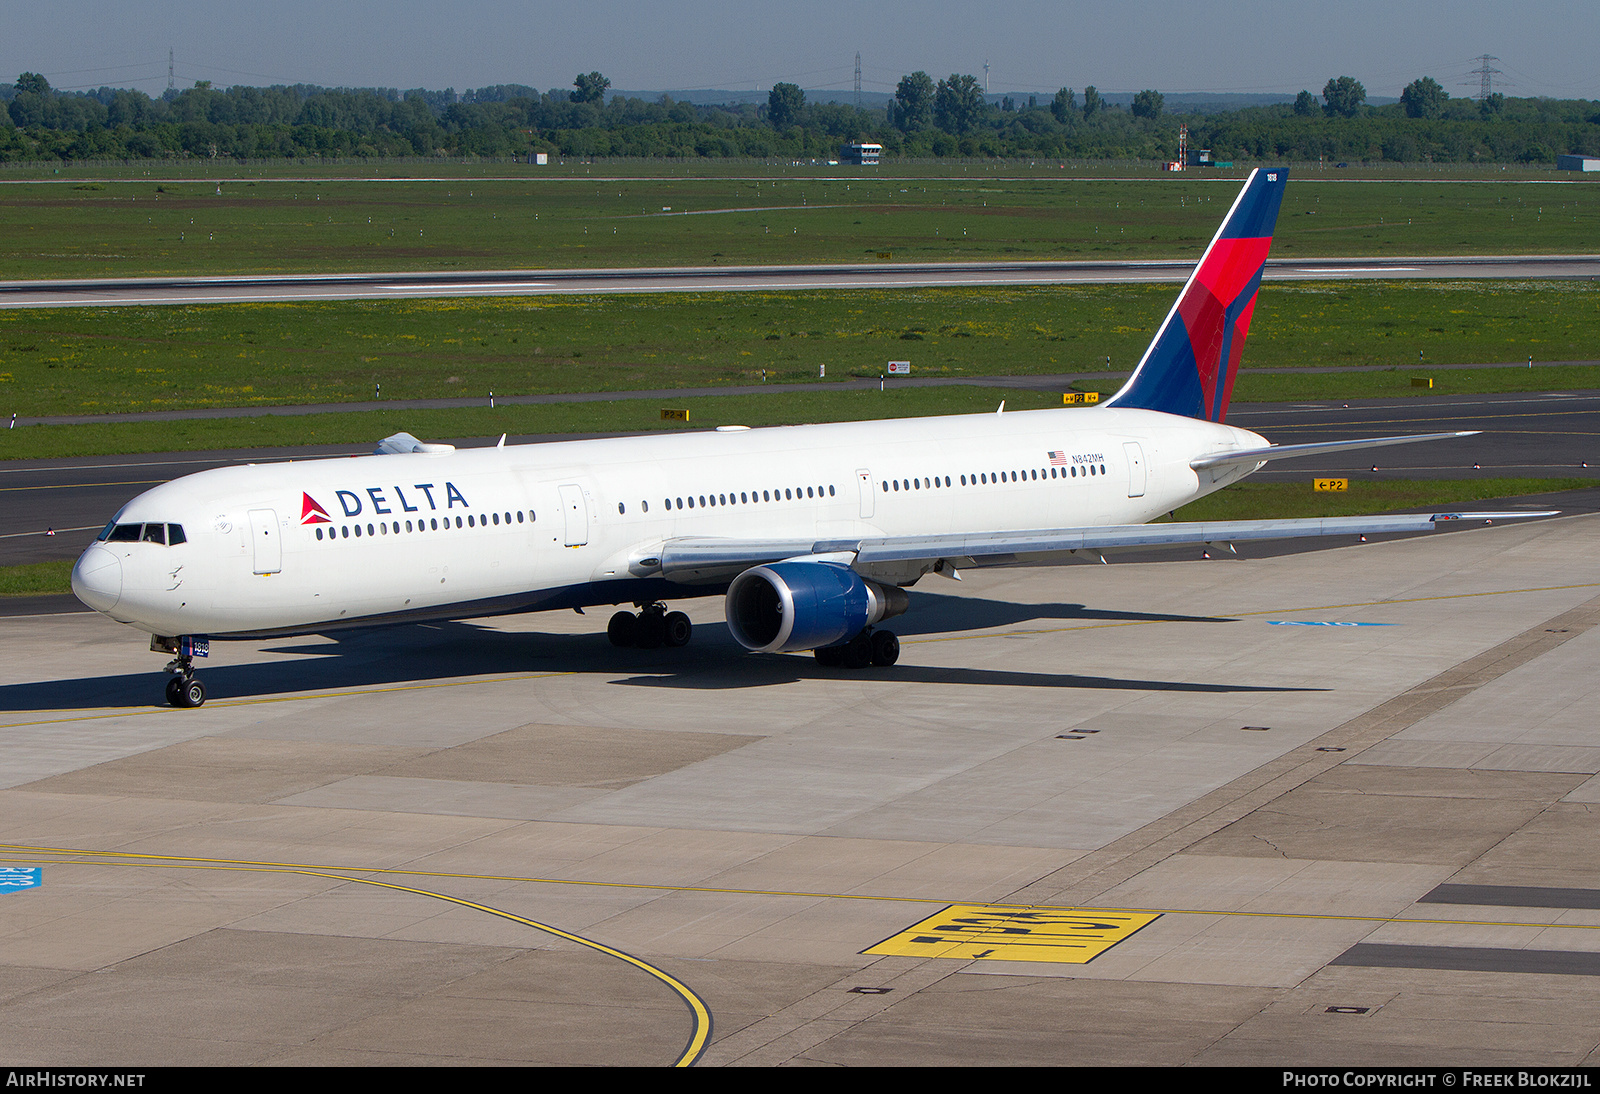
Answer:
xmin=725 ymin=561 xmax=908 ymax=653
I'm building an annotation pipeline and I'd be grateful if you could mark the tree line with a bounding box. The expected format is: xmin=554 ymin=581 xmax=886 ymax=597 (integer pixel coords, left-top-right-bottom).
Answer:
xmin=1 ymin=69 xmax=1595 ymax=165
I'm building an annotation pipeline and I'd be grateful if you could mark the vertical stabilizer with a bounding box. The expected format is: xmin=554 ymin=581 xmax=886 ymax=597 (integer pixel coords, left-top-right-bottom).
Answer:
xmin=1104 ymin=168 xmax=1287 ymax=422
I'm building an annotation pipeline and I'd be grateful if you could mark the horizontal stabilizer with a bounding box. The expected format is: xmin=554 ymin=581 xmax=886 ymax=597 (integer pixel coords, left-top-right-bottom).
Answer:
xmin=1189 ymin=431 xmax=1479 ymax=471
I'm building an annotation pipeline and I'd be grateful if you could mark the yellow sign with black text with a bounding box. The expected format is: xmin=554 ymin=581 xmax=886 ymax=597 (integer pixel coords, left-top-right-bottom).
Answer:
xmin=1314 ymin=478 xmax=1349 ymax=492
xmin=864 ymin=905 xmax=1159 ymax=964
xmin=1062 ymin=392 xmax=1100 ymax=405
xmin=660 ymin=408 xmax=690 ymax=422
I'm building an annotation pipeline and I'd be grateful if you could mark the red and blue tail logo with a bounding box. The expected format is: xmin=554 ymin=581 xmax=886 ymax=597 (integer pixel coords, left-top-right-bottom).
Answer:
xmin=1105 ymin=168 xmax=1287 ymax=422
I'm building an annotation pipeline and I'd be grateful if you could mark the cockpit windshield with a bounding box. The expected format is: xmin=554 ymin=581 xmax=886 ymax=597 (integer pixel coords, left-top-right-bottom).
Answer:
xmin=99 ymin=522 xmax=185 ymax=545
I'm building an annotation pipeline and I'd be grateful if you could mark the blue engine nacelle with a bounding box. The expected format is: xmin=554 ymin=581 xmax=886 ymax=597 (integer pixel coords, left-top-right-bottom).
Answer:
xmin=725 ymin=561 xmax=910 ymax=653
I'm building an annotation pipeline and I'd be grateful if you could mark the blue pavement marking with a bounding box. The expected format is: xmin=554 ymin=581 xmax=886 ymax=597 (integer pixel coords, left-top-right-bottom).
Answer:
xmin=0 ymin=867 xmax=40 ymax=893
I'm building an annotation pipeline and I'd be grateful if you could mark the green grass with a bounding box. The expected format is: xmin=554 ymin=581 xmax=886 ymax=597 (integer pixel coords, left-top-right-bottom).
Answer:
xmin=7 ymin=476 xmax=1583 ymax=598
xmin=0 ymin=171 xmax=1594 ymax=280
xmin=1232 ymin=364 xmax=1600 ymax=402
xmin=0 ymin=558 xmax=74 ymax=598
xmin=3 ymin=281 xmax=1596 ymax=418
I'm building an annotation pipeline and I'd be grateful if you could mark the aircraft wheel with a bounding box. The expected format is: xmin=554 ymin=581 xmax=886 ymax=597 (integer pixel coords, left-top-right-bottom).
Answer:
xmin=635 ymin=611 xmax=666 ymax=649
xmin=182 ymin=677 xmax=207 ymax=708
xmin=869 ymin=630 xmax=900 ymax=667
xmin=164 ymin=677 xmax=185 ymax=707
xmin=842 ymin=632 xmax=873 ymax=670
xmin=663 ymin=611 xmax=692 ymax=648
xmin=813 ymin=645 xmax=844 ymax=667
xmin=607 ymin=611 xmax=638 ymax=647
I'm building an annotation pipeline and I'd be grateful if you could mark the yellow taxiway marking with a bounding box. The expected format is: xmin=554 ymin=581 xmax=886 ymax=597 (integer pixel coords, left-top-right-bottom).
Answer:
xmin=5 ymin=844 xmax=1599 ymax=934
xmin=0 ymin=848 xmax=709 ymax=1067
xmin=864 ymin=905 xmax=1160 ymax=963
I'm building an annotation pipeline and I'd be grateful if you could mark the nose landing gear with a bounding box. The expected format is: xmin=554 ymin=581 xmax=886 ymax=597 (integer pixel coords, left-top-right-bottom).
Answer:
xmin=153 ymin=635 xmax=209 ymax=708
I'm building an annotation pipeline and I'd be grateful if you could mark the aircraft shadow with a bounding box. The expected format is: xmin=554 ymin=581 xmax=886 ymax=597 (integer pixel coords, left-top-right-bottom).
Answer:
xmin=1 ymin=599 xmax=1307 ymax=714
xmin=889 ymin=590 xmax=1234 ymax=636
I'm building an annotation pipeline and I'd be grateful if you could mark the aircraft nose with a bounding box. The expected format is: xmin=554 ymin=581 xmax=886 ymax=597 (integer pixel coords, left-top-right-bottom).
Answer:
xmin=71 ymin=545 xmax=122 ymax=612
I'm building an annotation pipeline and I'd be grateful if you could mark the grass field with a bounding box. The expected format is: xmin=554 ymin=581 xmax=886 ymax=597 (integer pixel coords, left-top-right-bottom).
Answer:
xmin=0 ymin=171 xmax=1594 ymax=280
xmin=5 ymin=476 xmax=1581 ymax=597
xmin=3 ymin=281 xmax=1595 ymax=420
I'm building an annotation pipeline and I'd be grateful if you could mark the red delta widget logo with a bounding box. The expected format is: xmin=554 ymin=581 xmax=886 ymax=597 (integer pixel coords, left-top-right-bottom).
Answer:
xmin=299 ymin=483 xmax=470 ymax=524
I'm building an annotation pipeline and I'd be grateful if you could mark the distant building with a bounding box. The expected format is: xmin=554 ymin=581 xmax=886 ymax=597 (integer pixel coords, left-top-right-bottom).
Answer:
xmin=529 ymin=152 xmax=549 ymax=165
xmin=840 ymin=142 xmax=881 ymax=165
xmin=1557 ymin=155 xmax=1600 ymax=172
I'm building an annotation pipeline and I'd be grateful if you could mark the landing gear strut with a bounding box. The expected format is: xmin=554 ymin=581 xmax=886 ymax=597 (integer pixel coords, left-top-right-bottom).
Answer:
xmin=153 ymin=635 xmax=208 ymax=708
xmin=813 ymin=627 xmax=900 ymax=669
xmin=607 ymin=604 xmax=692 ymax=649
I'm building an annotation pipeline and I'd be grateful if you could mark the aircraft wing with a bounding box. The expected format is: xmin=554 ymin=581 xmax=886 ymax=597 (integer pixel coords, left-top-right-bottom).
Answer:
xmin=658 ymin=509 xmax=1557 ymax=582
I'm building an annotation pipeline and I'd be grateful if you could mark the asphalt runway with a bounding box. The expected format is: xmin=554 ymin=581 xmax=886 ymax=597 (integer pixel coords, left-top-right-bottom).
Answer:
xmin=2 ymin=513 xmax=1597 ymax=1064
xmin=2 ymin=254 xmax=1597 ymax=309
xmin=7 ymin=389 xmax=1598 ymax=572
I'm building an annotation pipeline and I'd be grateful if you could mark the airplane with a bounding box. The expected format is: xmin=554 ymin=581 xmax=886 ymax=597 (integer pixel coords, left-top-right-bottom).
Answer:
xmin=70 ymin=167 xmax=1550 ymax=708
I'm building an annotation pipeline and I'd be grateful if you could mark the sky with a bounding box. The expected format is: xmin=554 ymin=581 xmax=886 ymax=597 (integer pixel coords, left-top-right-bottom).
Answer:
xmin=5 ymin=1 xmax=1596 ymax=102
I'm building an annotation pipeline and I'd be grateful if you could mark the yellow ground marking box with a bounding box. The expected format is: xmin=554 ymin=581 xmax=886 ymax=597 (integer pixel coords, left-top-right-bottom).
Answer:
xmin=1062 ymin=392 xmax=1100 ymax=405
xmin=864 ymin=904 xmax=1159 ymax=964
xmin=660 ymin=408 xmax=690 ymax=422
xmin=1314 ymin=478 xmax=1349 ymax=492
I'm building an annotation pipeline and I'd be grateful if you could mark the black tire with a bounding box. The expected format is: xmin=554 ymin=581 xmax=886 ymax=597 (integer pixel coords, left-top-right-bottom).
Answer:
xmin=869 ymin=630 xmax=900 ymax=667
xmin=165 ymin=677 xmax=185 ymax=707
xmin=813 ymin=645 xmax=844 ymax=667
xmin=663 ymin=611 xmax=692 ymax=648
xmin=635 ymin=611 xmax=666 ymax=649
xmin=842 ymin=632 xmax=873 ymax=669
xmin=607 ymin=610 xmax=638 ymax=647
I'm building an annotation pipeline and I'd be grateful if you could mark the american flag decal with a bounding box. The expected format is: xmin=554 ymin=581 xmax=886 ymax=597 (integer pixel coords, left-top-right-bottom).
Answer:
xmin=1048 ymin=451 xmax=1069 ymax=466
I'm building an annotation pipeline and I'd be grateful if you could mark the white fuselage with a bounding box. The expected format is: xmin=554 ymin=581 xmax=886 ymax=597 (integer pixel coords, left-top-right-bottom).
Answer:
xmin=72 ymin=406 xmax=1265 ymax=640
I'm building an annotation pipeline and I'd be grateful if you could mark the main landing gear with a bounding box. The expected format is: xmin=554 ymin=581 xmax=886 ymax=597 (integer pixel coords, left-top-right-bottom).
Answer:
xmin=153 ymin=635 xmax=208 ymax=708
xmin=607 ymin=603 xmax=693 ymax=649
xmin=813 ymin=627 xmax=900 ymax=669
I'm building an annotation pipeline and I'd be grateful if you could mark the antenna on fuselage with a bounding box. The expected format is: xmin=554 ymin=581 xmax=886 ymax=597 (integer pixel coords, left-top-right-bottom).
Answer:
xmin=996 ymin=401 xmax=1005 ymax=414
